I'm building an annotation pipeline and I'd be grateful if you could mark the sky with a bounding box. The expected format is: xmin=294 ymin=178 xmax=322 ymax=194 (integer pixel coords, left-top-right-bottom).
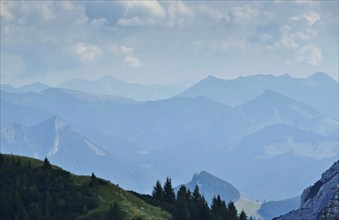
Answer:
xmin=1 ymin=0 xmax=338 ymax=87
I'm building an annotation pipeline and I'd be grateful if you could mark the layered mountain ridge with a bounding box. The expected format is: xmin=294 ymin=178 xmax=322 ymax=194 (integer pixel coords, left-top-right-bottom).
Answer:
xmin=1 ymin=72 xmax=337 ymax=202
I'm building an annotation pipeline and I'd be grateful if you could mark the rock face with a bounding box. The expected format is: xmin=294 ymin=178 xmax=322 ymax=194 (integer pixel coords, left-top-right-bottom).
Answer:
xmin=175 ymin=171 xmax=241 ymax=204
xmin=274 ymin=161 xmax=339 ymax=220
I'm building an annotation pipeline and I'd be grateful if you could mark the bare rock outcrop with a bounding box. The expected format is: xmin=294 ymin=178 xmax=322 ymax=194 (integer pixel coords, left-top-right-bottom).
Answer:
xmin=274 ymin=161 xmax=339 ymax=220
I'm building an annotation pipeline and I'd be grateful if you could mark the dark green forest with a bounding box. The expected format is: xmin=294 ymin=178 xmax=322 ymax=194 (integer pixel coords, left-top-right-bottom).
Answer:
xmin=0 ymin=154 xmax=248 ymax=220
xmin=0 ymin=154 xmax=99 ymax=219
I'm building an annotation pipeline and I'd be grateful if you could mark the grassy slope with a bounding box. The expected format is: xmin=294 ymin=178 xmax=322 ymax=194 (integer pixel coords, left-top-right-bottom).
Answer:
xmin=76 ymin=176 xmax=170 ymax=220
xmin=2 ymin=154 xmax=171 ymax=220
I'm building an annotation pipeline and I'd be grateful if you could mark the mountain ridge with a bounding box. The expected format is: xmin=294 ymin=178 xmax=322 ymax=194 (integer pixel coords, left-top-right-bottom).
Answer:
xmin=178 ymin=72 xmax=338 ymax=119
xmin=175 ymin=170 xmax=241 ymax=204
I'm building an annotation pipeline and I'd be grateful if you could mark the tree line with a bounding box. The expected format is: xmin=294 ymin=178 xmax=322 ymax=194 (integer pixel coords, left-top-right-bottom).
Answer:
xmin=0 ymin=154 xmax=249 ymax=219
xmin=151 ymin=177 xmax=249 ymax=220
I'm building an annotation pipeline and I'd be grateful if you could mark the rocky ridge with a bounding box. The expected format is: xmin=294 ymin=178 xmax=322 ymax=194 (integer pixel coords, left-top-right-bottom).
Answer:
xmin=274 ymin=161 xmax=339 ymax=220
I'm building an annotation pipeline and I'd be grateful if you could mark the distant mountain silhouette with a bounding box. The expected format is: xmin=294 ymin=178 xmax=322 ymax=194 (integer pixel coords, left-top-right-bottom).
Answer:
xmin=176 ymin=171 xmax=240 ymax=204
xmin=179 ymin=72 xmax=338 ymax=119
xmin=59 ymin=75 xmax=185 ymax=101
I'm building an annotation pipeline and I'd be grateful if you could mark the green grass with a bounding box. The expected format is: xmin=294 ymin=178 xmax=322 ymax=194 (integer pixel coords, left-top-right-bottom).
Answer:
xmin=75 ymin=178 xmax=171 ymax=220
xmin=2 ymin=154 xmax=171 ymax=220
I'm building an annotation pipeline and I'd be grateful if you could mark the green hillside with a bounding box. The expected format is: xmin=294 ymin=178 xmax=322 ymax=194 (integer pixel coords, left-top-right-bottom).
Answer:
xmin=0 ymin=154 xmax=171 ymax=220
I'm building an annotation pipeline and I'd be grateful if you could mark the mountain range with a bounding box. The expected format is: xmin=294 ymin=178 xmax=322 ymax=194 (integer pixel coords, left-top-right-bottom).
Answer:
xmin=179 ymin=72 xmax=338 ymax=119
xmin=1 ymin=72 xmax=338 ymax=202
xmin=0 ymin=116 xmax=151 ymax=191
xmin=59 ymin=75 xmax=185 ymax=101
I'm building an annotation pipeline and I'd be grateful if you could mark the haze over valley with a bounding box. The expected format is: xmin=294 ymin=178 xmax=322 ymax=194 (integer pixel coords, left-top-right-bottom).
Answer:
xmin=1 ymin=1 xmax=338 ymax=219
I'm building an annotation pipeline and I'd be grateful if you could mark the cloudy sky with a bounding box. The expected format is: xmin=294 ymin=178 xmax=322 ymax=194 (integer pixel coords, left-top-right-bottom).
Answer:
xmin=1 ymin=0 xmax=338 ymax=86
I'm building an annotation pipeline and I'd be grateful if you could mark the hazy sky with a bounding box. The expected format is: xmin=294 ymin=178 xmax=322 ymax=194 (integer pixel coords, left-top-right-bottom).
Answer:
xmin=1 ymin=0 xmax=338 ymax=86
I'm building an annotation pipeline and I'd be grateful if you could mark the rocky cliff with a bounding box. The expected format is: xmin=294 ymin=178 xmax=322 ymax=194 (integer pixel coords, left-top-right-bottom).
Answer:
xmin=274 ymin=160 xmax=339 ymax=220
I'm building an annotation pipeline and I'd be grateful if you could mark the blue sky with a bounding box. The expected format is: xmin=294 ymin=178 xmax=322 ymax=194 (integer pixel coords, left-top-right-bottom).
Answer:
xmin=1 ymin=0 xmax=338 ymax=86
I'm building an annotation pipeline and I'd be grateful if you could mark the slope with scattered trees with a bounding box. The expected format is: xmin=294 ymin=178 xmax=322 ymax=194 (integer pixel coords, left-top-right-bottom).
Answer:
xmin=0 ymin=154 xmax=170 ymax=220
xmin=0 ymin=154 xmax=248 ymax=220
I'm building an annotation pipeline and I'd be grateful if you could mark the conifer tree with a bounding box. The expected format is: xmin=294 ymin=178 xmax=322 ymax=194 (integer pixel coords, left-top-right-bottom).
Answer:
xmin=163 ymin=177 xmax=176 ymax=205
xmin=227 ymin=201 xmax=238 ymax=220
xmin=43 ymin=157 xmax=51 ymax=169
xmin=174 ymin=185 xmax=190 ymax=220
xmin=190 ymin=186 xmax=211 ymax=220
xmin=152 ymin=180 xmax=163 ymax=206
xmin=211 ymin=195 xmax=228 ymax=220
xmin=239 ymin=210 xmax=247 ymax=220
xmin=89 ymin=172 xmax=96 ymax=187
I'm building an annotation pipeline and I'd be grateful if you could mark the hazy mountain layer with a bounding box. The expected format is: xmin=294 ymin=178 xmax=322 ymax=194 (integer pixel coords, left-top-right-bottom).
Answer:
xmin=1 ymin=73 xmax=338 ymax=201
xmin=59 ymin=75 xmax=185 ymax=101
xmin=179 ymin=72 xmax=338 ymax=119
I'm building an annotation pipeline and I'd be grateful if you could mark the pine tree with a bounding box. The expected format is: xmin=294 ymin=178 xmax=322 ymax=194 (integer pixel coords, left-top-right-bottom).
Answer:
xmin=227 ymin=201 xmax=238 ymax=220
xmin=152 ymin=180 xmax=163 ymax=206
xmin=190 ymin=186 xmax=211 ymax=220
xmin=211 ymin=195 xmax=227 ymax=220
xmin=163 ymin=177 xmax=176 ymax=205
xmin=192 ymin=185 xmax=202 ymax=203
xmin=190 ymin=186 xmax=202 ymax=220
xmin=89 ymin=172 xmax=96 ymax=187
xmin=239 ymin=210 xmax=247 ymax=220
xmin=43 ymin=157 xmax=51 ymax=169
xmin=200 ymin=196 xmax=212 ymax=220
xmin=174 ymin=185 xmax=190 ymax=220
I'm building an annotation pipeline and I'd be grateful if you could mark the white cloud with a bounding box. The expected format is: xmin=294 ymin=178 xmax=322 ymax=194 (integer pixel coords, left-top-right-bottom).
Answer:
xmin=124 ymin=55 xmax=141 ymax=68
xmin=0 ymin=1 xmax=15 ymax=21
xmin=116 ymin=0 xmax=195 ymax=28
xmin=39 ymin=3 xmax=56 ymax=21
xmin=281 ymin=34 xmax=299 ymax=49
xmin=117 ymin=0 xmax=166 ymax=27
xmin=120 ymin=46 xmax=134 ymax=54
xmin=1 ymin=1 xmax=337 ymax=84
xmin=166 ymin=1 xmax=195 ymax=27
xmin=222 ymin=39 xmax=247 ymax=50
xmin=122 ymin=0 xmax=166 ymax=18
xmin=298 ymin=44 xmax=322 ymax=65
xmin=71 ymin=43 xmax=102 ymax=62
xmin=228 ymin=4 xmax=259 ymax=23
xmin=291 ymin=11 xmax=320 ymax=26
xmin=90 ymin=18 xmax=108 ymax=27
xmin=109 ymin=45 xmax=141 ymax=68
xmin=294 ymin=0 xmax=319 ymax=6
xmin=197 ymin=4 xmax=228 ymax=21
xmin=109 ymin=45 xmax=134 ymax=54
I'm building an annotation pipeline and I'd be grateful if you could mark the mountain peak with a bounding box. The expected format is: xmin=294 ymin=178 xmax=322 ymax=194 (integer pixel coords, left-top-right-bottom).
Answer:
xmin=34 ymin=115 xmax=66 ymax=132
xmin=184 ymin=170 xmax=240 ymax=204
xmin=203 ymin=75 xmax=223 ymax=82
xmin=262 ymin=89 xmax=282 ymax=96
xmin=307 ymin=72 xmax=334 ymax=82
xmin=256 ymin=90 xmax=289 ymax=102
xmin=96 ymin=75 xmax=124 ymax=83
